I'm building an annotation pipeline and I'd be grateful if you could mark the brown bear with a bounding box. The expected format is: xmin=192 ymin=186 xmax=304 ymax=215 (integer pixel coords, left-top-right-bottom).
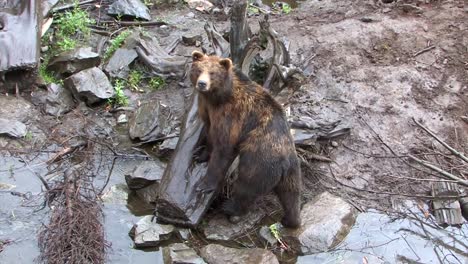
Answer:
xmin=190 ymin=50 xmax=302 ymax=228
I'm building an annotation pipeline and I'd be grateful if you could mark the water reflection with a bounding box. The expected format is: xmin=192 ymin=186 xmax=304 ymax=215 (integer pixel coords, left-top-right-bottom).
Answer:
xmin=299 ymin=202 xmax=468 ymax=263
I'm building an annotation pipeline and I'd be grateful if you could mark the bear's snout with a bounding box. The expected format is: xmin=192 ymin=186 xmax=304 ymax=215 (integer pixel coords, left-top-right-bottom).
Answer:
xmin=196 ymin=80 xmax=209 ymax=92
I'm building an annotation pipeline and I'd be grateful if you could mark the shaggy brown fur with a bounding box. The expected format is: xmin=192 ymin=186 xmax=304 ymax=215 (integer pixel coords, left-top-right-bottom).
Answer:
xmin=190 ymin=51 xmax=302 ymax=228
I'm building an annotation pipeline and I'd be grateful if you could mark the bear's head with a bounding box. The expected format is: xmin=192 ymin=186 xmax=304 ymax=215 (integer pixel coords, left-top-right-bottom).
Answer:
xmin=190 ymin=51 xmax=233 ymax=101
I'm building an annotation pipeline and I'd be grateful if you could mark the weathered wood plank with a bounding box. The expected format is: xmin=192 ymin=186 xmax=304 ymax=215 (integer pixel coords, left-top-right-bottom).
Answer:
xmin=431 ymin=182 xmax=464 ymax=226
xmin=0 ymin=0 xmax=40 ymax=72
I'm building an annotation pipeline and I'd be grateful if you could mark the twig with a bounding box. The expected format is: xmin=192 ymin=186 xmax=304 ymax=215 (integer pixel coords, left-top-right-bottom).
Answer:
xmin=413 ymin=118 xmax=468 ymax=163
xmin=407 ymin=155 xmax=468 ymax=187
xmin=98 ymin=158 xmax=116 ymax=195
xmin=413 ymin=45 xmax=435 ymax=57
xmin=19 ymin=157 xmax=50 ymax=191
xmin=52 ymin=0 xmax=96 ymax=13
xmin=99 ymin=20 xmax=167 ymax=27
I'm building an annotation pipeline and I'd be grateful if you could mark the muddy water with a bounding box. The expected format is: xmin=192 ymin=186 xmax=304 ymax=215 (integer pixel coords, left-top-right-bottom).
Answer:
xmin=298 ymin=202 xmax=468 ymax=263
xmin=262 ymin=0 xmax=300 ymax=8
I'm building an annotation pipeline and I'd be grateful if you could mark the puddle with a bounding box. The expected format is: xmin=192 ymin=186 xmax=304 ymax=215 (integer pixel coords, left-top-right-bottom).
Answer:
xmin=262 ymin=0 xmax=300 ymax=8
xmin=298 ymin=202 xmax=468 ymax=264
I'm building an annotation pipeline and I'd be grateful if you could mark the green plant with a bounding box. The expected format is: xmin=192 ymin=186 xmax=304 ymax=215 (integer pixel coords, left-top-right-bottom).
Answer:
xmin=39 ymin=58 xmax=62 ymax=85
xmin=54 ymin=7 xmax=95 ymax=52
xmin=24 ymin=131 xmax=33 ymax=141
xmin=143 ymin=0 xmax=154 ymax=7
xmin=281 ymin=3 xmax=291 ymax=14
xmin=104 ymin=30 xmax=132 ymax=60
xmin=149 ymin=76 xmax=165 ymax=90
xmin=128 ymin=70 xmax=143 ymax=91
xmin=269 ymin=223 xmax=289 ymax=249
xmin=109 ymin=79 xmax=129 ymax=107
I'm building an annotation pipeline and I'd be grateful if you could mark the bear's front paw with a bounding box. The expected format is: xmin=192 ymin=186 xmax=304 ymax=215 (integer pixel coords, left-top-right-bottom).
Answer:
xmin=281 ymin=216 xmax=301 ymax=229
xmin=193 ymin=146 xmax=210 ymax=163
xmin=196 ymin=181 xmax=216 ymax=194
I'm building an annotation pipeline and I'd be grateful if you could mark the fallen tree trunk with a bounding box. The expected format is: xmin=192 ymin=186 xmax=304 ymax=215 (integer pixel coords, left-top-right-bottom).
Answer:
xmin=155 ymin=94 xmax=213 ymax=227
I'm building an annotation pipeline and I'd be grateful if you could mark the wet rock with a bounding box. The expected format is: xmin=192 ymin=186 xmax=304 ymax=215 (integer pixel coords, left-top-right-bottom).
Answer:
xmin=45 ymin=83 xmax=76 ymax=117
xmin=41 ymin=0 xmax=59 ymax=17
xmin=104 ymin=48 xmax=138 ymax=79
xmin=135 ymin=183 xmax=160 ymax=204
xmin=200 ymin=244 xmax=279 ymax=264
xmin=186 ymin=0 xmax=213 ymax=13
xmin=117 ymin=114 xmax=128 ymax=124
xmin=64 ymin=67 xmax=115 ymax=105
xmin=0 ymin=118 xmax=27 ymax=138
xmin=0 ymin=183 xmax=16 ymax=190
xmin=158 ymin=136 xmax=179 ymax=154
xmin=162 ymin=243 xmax=206 ymax=264
xmin=132 ymin=215 xmax=175 ymax=248
xmin=101 ymin=184 xmax=129 ymax=204
xmin=108 ymin=0 xmax=151 ymax=21
xmin=178 ymin=229 xmax=191 ymax=240
xmin=0 ymin=96 xmax=33 ymax=122
xmin=281 ymin=192 xmax=357 ymax=255
xmin=259 ymin=226 xmax=277 ymax=246
xmin=204 ymin=210 xmax=266 ymax=241
xmin=47 ymin=47 xmax=100 ymax=76
xmin=129 ymin=101 xmax=173 ymax=142
xmin=182 ymin=34 xmax=203 ymax=46
xmin=125 ymin=160 xmax=166 ymax=190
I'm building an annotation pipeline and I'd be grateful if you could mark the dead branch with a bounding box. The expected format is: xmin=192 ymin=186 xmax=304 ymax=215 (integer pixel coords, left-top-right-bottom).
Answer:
xmin=413 ymin=117 xmax=468 ymax=163
xmin=413 ymin=45 xmax=435 ymax=57
xmin=204 ymin=22 xmax=230 ymax=58
xmin=52 ymin=0 xmax=96 ymax=13
xmin=230 ymin=0 xmax=251 ymax=65
xmin=408 ymin=155 xmax=468 ymax=187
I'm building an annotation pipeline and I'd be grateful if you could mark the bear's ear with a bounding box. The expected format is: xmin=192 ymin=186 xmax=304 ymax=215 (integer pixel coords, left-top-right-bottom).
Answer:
xmin=192 ymin=51 xmax=205 ymax=62
xmin=219 ymin=58 xmax=232 ymax=70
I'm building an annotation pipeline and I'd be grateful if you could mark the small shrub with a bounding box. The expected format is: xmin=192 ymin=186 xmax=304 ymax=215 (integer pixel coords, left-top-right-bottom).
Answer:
xmin=149 ymin=76 xmax=165 ymax=90
xmin=104 ymin=30 xmax=132 ymax=60
xmin=109 ymin=79 xmax=129 ymax=107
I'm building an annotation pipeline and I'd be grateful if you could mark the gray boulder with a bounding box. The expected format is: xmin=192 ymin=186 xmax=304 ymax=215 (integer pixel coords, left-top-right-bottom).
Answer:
xmin=64 ymin=67 xmax=115 ymax=105
xmin=132 ymin=215 xmax=175 ymax=248
xmin=45 ymin=83 xmax=76 ymax=117
xmin=0 ymin=118 xmax=27 ymax=138
xmin=281 ymin=191 xmax=358 ymax=255
xmin=129 ymin=101 xmax=173 ymax=142
xmin=104 ymin=48 xmax=138 ymax=79
xmin=108 ymin=0 xmax=151 ymax=21
xmin=125 ymin=160 xmax=166 ymax=190
xmin=162 ymin=243 xmax=206 ymax=264
xmin=204 ymin=210 xmax=266 ymax=241
xmin=200 ymin=244 xmax=279 ymax=264
xmin=47 ymin=47 xmax=101 ymax=76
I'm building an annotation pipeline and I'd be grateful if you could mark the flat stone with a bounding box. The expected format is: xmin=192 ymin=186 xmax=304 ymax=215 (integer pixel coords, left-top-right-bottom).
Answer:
xmin=200 ymin=244 xmax=279 ymax=264
xmin=158 ymin=136 xmax=179 ymax=154
xmin=259 ymin=226 xmax=278 ymax=246
xmin=0 ymin=183 xmax=16 ymax=190
xmin=204 ymin=210 xmax=266 ymax=241
xmin=0 ymin=96 xmax=33 ymax=122
xmin=129 ymin=101 xmax=173 ymax=142
xmin=108 ymin=0 xmax=151 ymax=21
xmin=117 ymin=114 xmax=128 ymax=124
xmin=101 ymin=184 xmax=129 ymax=204
xmin=64 ymin=67 xmax=115 ymax=105
xmin=104 ymin=48 xmax=138 ymax=79
xmin=0 ymin=118 xmax=27 ymax=138
xmin=45 ymin=83 xmax=76 ymax=117
xmin=132 ymin=215 xmax=175 ymax=248
xmin=47 ymin=47 xmax=101 ymax=76
xmin=162 ymin=243 xmax=206 ymax=264
xmin=125 ymin=160 xmax=166 ymax=190
xmin=281 ymin=191 xmax=357 ymax=255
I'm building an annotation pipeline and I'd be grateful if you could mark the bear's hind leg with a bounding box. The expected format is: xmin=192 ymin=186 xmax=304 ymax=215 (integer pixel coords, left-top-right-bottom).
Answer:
xmin=275 ymin=166 xmax=302 ymax=228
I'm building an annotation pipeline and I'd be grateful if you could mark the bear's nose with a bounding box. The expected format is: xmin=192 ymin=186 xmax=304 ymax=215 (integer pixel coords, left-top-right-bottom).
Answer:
xmin=197 ymin=80 xmax=208 ymax=91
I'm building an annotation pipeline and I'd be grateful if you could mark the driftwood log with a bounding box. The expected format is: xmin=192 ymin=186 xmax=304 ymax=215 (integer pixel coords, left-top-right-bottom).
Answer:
xmin=155 ymin=94 xmax=212 ymax=227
